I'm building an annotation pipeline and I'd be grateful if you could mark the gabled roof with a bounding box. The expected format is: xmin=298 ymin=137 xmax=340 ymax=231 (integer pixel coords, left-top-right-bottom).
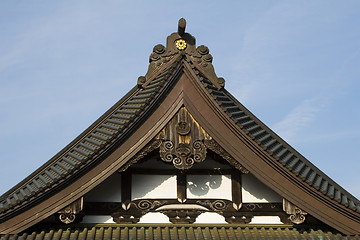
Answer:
xmin=1 ymin=18 xmax=360 ymax=236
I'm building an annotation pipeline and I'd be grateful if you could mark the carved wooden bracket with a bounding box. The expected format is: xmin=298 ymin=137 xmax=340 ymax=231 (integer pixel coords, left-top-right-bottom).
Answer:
xmin=157 ymin=107 xmax=211 ymax=170
xmin=283 ymin=198 xmax=308 ymax=224
xmin=58 ymin=198 xmax=83 ymax=224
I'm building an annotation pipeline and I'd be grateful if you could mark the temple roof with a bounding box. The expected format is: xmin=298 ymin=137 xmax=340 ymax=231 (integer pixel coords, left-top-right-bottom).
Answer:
xmin=1 ymin=18 xmax=359 ymax=236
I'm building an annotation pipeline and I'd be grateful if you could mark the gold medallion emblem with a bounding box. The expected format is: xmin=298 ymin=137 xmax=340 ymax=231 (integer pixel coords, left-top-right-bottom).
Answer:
xmin=175 ymin=39 xmax=187 ymax=50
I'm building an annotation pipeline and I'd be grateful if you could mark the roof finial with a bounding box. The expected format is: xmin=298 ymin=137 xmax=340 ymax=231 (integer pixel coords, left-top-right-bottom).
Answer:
xmin=178 ymin=18 xmax=186 ymax=36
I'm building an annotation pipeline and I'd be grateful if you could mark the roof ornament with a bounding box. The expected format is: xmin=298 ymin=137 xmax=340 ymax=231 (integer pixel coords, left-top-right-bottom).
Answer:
xmin=139 ymin=18 xmax=224 ymax=89
xmin=178 ymin=18 xmax=186 ymax=36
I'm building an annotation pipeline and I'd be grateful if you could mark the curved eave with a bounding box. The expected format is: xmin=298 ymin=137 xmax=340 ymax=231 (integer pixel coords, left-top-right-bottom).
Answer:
xmin=179 ymin=59 xmax=360 ymax=235
xmin=0 ymin=57 xmax=190 ymax=234
xmin=0 ymin=85 xmax=138 ymax=199
xmin=0 ymin=55 xmax=183 ymax=221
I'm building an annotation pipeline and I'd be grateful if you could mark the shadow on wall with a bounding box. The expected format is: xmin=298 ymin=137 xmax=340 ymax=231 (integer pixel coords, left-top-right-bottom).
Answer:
xmin=242 ymin=173 xmax=282 ymax=202
xmin=132 ymin=174 xmax=176 ymax=199
xmin=187 ymin=175 xmax=223 ymax=196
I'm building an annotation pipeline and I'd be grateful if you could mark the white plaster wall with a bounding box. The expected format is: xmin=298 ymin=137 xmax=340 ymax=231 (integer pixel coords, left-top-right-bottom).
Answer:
xmin=242 ymin=173 xmax=282 ymax=203
xmin=84 ymin=173 xmax=122 ymax=202
xmin=195 ymin=212 xmax=227 ymax=223
xmin=187 ymin=175 xmax=232 ymax=200
xmin=139 ymin=212 xmax=227 ymax=224
xmin=138 ymin=212 xmax=171 ymax=223
xmin=131 ymin=174 xmax=177 ymax=200
xmin=250 ymin=216 xmax=283 ymax=224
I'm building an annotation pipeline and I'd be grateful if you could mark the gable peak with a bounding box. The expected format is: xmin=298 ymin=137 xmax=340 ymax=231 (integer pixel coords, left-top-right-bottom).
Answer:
xmin=138 ymin=18 xmax=225 ymax=88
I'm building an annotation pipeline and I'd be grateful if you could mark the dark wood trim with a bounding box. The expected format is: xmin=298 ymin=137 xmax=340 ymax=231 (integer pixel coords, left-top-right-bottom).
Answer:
xmin=83 ymin=200 xmax=286 ymax=221
xmin=121 ymin=173 xmax=131 ymax=203
xmin=82 ymin=199 xmax=302 ymax=225
xmin=231 ymin=170 xmax=242 ymax=208
xmin=177 ymin=172 xmax=186 ymax=203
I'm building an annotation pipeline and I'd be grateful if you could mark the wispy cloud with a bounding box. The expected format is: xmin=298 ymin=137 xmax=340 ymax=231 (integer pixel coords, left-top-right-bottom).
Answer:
xmin=272 ymin=98 xmax=327 ymax=142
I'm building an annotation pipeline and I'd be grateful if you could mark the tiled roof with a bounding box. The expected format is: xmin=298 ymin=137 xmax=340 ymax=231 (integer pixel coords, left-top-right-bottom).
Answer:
xmin=0 ymin=225 xmax=357 ymax=240
xmin=185 ymin=58 xmax=360 ymax=214
xmin=0 ymin=55 xmax=183 ymax=217
xmin=201 ymin=66 xmax=360 ymax=213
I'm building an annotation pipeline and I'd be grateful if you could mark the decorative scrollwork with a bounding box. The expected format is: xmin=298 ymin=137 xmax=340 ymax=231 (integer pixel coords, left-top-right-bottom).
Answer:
xmin=244 ymin=203 xmax=262 ymax=211
xmin=157 ymin=108 xmax=210 ymax=170
xmin=176 ymin=121 xmax=191 ymax=135
xmin=112 ymin=199 xmax=168 ymax=224
xmin=153 ymin=44 xmax=166 ymax=54
xmin=84 ymin=200 xmax=286 ymax=225
xmin=59 ymin=209 xmax=76 ymax=224
xmin=197 ymin=45 xmax=209 ymax=55
xmin=164 ymin=141 xmax=174 ymax=150
xmin=289 ymin=208 xmax=307 ymax=224
xmin=196 ymin=200 xmax=228 ymax=212
xmin=136 ymin=200 xmax=167 ymax=213
xmin=57 ymin=198 xmax=83 ymax=224
xmin=283 ymin=198 xmax=307 ymax=224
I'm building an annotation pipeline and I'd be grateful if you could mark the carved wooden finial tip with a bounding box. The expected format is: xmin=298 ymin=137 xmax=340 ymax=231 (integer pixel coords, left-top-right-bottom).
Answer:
xmin=178 ymin=18 xmax=186 ymax=36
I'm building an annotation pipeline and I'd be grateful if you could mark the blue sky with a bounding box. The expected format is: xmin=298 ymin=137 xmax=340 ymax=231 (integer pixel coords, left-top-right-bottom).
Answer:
xmin=0 ymin=1 xmax=359 ymax=199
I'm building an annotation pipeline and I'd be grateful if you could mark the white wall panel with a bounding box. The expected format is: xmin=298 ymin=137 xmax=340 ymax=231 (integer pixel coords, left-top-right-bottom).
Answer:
xmin=250 ymin=216 xmax=283 ymax=224
xmin=131 ymin=175 xmax=177 ymax=199
xmin=242 ymin=174 xmax=282 ymax=203
xmin=195 ymin=212 xmax=227 ymax=223
xmin=138 ymin=212 xmax=171 ymax=223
